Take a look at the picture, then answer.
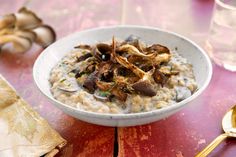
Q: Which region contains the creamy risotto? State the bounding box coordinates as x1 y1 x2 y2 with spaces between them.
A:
49 36 197 113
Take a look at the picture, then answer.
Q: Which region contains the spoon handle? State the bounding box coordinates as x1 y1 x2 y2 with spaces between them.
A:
195 133 228 157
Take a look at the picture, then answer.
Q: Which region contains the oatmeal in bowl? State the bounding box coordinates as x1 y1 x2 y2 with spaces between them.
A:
33 26 212 126
49 36 197 114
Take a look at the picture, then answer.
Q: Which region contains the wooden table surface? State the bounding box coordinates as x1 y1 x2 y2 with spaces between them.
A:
1 0 236 156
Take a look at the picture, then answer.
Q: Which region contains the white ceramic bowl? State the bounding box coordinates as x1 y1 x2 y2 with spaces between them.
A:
33 26 212 127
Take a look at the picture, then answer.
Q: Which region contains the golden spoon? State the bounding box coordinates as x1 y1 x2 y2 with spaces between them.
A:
195 105 236 157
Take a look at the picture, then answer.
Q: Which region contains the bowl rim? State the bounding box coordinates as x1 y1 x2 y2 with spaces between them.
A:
33 25 212 119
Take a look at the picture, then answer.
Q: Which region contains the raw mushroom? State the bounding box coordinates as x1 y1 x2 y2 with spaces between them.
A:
33 25 56 48
15 7 42 29
14 30 37 42
0 7 56 53
0 14 16 29
0 34 32 53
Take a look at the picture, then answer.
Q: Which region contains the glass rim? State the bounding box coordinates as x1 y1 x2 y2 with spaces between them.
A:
215 0 236 10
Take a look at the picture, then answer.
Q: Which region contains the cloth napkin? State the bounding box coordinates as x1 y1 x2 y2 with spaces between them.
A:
0 75 67 157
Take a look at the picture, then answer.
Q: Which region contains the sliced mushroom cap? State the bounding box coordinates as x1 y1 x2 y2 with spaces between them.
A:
0 14 16 29
132 80 156 96
33 25 56 48
117 44 154 58
15 7 42 29
83 71 98 93
146 44 170 54
153 68 168 86
96 43 111 53
0 34 32 53
93 43 111 61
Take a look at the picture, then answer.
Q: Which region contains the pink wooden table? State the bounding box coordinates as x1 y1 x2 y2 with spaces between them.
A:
1 0 236 156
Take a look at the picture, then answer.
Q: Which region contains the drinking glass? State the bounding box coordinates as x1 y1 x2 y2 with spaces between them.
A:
206 0 236 71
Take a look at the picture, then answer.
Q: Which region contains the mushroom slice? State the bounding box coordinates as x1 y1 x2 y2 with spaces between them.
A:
33 25 56 48
83 71 98 93
146 44 170 54
131 80 156 96
15 7 42 29
117 44 154 57
153 68 168 86
96 43 111 53
148 53 171 66
115 54 145 78
0 34 32 53
0 14 16 29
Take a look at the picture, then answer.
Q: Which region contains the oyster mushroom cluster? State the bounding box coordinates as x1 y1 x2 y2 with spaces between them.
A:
0 7 56 53
72 36 179 102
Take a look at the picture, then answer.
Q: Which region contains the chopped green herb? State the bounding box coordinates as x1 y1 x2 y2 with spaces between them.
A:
60 78 66 83
98 91 111 97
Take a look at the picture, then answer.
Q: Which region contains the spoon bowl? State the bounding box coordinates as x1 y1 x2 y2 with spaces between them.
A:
196 105 236 156
222 105 236 136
